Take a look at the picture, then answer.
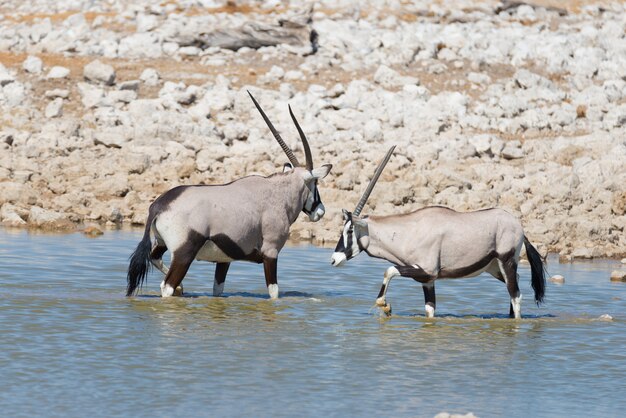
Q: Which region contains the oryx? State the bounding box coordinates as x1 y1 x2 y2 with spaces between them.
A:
126 92 332 298
330 146 546 319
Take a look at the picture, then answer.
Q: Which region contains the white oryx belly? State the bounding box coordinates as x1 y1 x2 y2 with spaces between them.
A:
195 240 235 263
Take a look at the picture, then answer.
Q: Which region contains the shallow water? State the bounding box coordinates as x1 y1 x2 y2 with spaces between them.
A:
0 228 624 418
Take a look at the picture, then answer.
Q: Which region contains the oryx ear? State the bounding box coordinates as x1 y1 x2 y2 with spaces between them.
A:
283 163 294 173
342 209 350 220
312 164 332 180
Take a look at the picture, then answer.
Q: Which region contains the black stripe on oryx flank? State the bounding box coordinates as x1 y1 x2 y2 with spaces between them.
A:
395 265 433 283
209 233 264 263
439 250 499 278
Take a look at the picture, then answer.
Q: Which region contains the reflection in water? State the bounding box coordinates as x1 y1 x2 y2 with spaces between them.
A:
0 228 625 418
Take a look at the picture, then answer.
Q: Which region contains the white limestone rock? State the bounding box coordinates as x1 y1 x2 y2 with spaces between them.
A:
2 81 26 107
22 55 43 74
45 98 64 118
83 59 116 85
140 68 160 86
501 140 524 160
374 65 419 89
77 82 104 108
47 66 70 79
118 33 162 58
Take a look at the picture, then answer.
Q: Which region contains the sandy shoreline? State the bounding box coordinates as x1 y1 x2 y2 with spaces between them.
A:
1 0 625 259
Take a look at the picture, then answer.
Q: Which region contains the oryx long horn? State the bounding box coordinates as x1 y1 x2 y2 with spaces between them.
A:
288 104 313 171
248 90 300 168
353 145 396 217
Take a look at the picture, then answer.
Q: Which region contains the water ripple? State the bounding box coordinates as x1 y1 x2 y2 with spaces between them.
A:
0 228 624 418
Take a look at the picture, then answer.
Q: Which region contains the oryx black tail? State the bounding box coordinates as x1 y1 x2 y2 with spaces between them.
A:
523 236 546 305
126 210 157 297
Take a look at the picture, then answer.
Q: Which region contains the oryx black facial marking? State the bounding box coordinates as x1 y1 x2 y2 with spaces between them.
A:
126 92 332 298
302 180 322 216
330 146 546 319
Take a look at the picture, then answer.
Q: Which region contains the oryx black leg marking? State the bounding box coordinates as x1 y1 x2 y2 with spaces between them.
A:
150 243 169 275
151 244 167 260
498 251 521 318
162 231 205 297
213 262 230 297
263 257 279 299
376 265 435 309
422 283 436 318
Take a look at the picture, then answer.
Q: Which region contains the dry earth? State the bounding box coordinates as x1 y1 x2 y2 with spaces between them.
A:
1 0 625 260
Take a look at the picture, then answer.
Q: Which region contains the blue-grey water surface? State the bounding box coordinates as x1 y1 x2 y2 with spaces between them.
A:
0 228 625 418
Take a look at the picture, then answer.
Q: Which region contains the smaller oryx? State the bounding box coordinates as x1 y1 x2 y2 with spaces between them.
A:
127 91 332 298
330 146 546 319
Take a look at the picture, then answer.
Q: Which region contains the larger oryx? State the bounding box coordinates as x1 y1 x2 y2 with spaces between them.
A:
127 92 332 298
330 146 546 319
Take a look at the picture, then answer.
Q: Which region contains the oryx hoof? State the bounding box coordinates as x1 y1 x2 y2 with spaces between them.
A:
375 296 387 307
382 303 392 316
160 281 183 297
173 285 183 297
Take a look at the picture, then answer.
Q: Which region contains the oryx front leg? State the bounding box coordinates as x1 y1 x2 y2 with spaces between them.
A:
375 266 400 311
213 262 230 297
263 257 279 299
378 264 435 315
422 282 436 318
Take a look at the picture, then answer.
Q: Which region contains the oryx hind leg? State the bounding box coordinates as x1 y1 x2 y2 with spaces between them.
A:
213 262 230 297
161 234 205 297
498 253 521 319
150 242 169 275
151 242 185 295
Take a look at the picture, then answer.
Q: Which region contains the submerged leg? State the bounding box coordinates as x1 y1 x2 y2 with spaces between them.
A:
375 266 400 308
422 282 436 318
161 237 204 297
376 265 434 314
498 256 522 319
263 257 279 299
213 262 230 297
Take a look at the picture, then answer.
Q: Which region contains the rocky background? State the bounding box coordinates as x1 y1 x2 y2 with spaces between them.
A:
0 0 625 259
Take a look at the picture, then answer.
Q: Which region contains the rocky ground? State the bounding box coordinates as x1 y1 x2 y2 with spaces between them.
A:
0 0 625 259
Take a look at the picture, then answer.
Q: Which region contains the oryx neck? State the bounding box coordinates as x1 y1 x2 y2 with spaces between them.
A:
270 170 309 225
362 216 405 265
